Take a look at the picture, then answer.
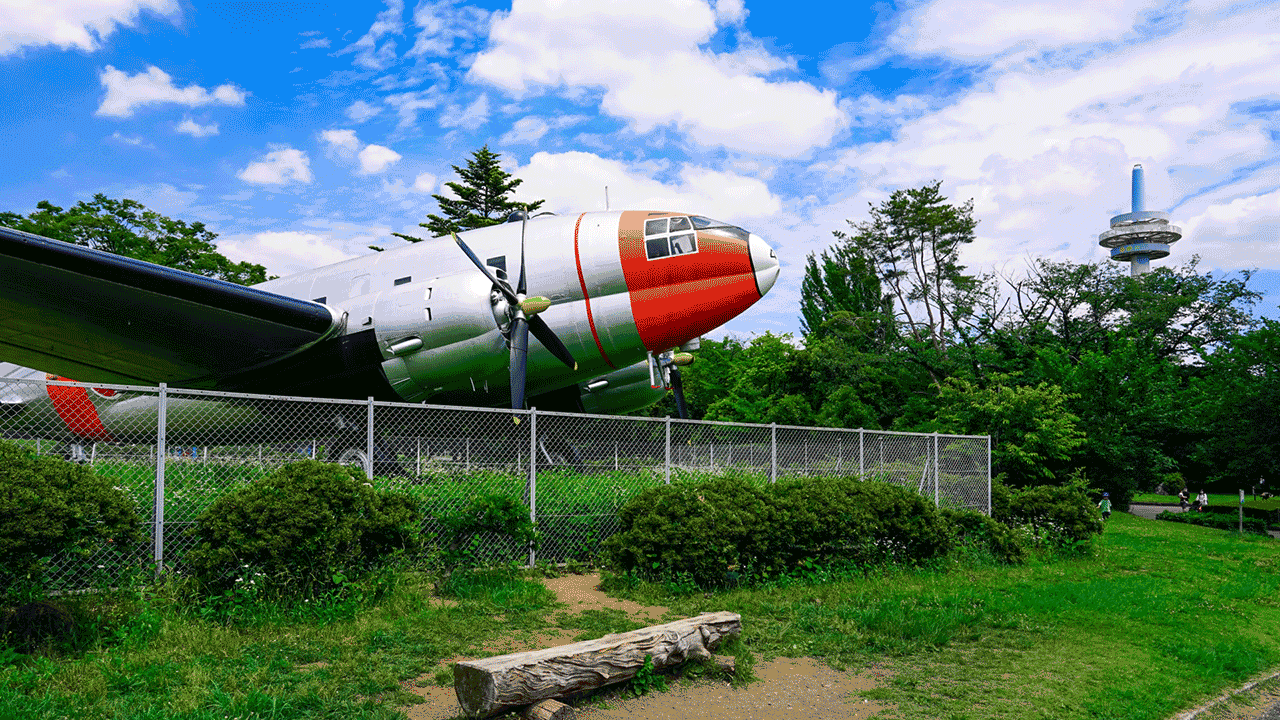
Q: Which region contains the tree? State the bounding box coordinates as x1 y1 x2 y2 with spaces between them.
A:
0 195 269 285
844 181 981 359
799 233 892 346
392 146 544 244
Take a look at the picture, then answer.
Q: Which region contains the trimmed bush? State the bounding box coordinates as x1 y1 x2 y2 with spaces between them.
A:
184 460 420 596
992 477 1102 545
0 440 142 595
941 508 1028 565
605 474 953 588
1155 510 1270 535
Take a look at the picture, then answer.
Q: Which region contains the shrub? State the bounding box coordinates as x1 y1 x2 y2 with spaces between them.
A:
441 493 537 572
0 440 142 596
1155 511 1270 535
774 476 952 570
605 474 953 589
605 474 777 588
993 475 1103 546
941 508 1028 565
184 460 420 597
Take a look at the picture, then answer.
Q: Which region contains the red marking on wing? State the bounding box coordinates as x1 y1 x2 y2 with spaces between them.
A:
575 213 616 369
45 379 114 442
618 211 760 351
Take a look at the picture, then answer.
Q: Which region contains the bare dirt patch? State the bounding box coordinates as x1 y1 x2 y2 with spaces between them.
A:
402 573 890 720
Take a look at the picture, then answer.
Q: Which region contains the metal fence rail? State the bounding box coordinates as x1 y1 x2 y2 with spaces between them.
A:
0 376 990 591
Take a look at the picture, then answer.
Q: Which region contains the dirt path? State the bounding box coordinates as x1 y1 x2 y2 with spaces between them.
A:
401 573 890 720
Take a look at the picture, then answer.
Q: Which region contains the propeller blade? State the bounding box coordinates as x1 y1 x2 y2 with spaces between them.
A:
670 366 689 420
453 232 517 305
529 314 578 370
510 316 529 410
517 215 528 297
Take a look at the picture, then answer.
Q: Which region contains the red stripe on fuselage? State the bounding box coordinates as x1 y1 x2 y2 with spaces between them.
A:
574 213 616 369
618 211 760 351
45 378 113 442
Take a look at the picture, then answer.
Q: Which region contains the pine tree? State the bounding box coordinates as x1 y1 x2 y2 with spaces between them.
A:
391 146 544 245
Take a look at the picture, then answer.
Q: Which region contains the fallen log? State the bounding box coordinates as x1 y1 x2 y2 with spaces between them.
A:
522 699 574 720
454 611 741 718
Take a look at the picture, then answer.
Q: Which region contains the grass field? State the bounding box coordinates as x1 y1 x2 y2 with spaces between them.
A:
4 510 1279 719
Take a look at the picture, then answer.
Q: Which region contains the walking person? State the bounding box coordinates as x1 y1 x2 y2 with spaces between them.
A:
1178 488 1189 512
1195 489 1209 513
1098 492 1112 521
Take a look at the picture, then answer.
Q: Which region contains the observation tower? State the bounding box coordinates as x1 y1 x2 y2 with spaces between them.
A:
1098 164 1181 276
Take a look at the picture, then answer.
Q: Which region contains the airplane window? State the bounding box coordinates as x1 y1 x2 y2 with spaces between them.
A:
646 235 671 259
644 215 701 260
312 296 326 304
689 215 749 240
670 232 696 255
394 276 411 286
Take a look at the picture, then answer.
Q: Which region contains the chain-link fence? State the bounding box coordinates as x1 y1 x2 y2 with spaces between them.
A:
1 374 989 591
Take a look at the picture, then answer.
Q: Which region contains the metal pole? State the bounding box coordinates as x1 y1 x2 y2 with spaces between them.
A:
365 397 375 479
770 423 777 484
859 429 865 476
987 435 992 516
664 417 671 485
614 440 618 472
466 438 471 471
90 443 97 464
529 408 537 567
933 433 940 508
154 383 168 575
416 437 421 477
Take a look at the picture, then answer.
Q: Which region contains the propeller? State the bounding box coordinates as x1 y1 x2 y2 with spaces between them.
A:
452 222 578 410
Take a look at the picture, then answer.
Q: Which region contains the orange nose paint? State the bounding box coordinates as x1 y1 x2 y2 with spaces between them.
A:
618 211 760 351
45 377 113 441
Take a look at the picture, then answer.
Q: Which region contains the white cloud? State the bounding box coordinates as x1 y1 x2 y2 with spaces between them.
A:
175 118 218 137
320 128 361 158
97 65 246 117
107 131 153 148
498 114 590 145
237 146 313 185
0 0 178 56
713 0 746 25
300 37 330 49
345 99 381 122
1179 188 1280 270
335 0 404 70
357 144 402 174
514 150 781 222
889 0 1161 61
469 0 846 156
218 230 360 277
407 0 491 57
384 89 441 128
439 94 489 130
412 172 438 192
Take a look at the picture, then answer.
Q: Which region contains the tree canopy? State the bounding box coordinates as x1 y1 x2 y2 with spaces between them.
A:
1 195 268 285
392 145 544 245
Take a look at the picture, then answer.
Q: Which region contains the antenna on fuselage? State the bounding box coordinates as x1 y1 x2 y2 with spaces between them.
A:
604 186 610 211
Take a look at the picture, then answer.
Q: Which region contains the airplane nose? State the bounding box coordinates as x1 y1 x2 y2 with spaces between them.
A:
748 233 779 297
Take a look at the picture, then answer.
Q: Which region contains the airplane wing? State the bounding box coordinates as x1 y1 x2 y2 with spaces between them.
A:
0 225 345 387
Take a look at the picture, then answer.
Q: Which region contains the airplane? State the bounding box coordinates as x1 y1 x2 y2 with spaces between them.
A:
0 210 779 468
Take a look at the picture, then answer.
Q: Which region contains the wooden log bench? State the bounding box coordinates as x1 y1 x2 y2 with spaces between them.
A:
454 611 742 718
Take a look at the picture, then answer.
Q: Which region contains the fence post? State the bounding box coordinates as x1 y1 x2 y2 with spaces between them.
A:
858 428 864 476
987 435 992 516
529 408 538 567
770 423 777 484
664 417 671 485
365 397 375 479
933 433 940 508
154 383 168 575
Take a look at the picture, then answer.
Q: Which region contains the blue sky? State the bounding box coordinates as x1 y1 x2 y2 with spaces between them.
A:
2 0 1278 340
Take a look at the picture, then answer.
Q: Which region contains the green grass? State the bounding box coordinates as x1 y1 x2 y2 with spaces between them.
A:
604 513 1280 720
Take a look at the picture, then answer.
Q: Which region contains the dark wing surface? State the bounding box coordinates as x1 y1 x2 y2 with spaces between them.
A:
0 225 344 387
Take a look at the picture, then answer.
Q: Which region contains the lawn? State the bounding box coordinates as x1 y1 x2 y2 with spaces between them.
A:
3 513 1279 719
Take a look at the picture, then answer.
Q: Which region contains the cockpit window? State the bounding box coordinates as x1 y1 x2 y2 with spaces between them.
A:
689 215 750 242
644 215 700 260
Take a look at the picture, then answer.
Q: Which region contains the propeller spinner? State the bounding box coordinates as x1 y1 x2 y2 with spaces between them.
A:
452 224 578 410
